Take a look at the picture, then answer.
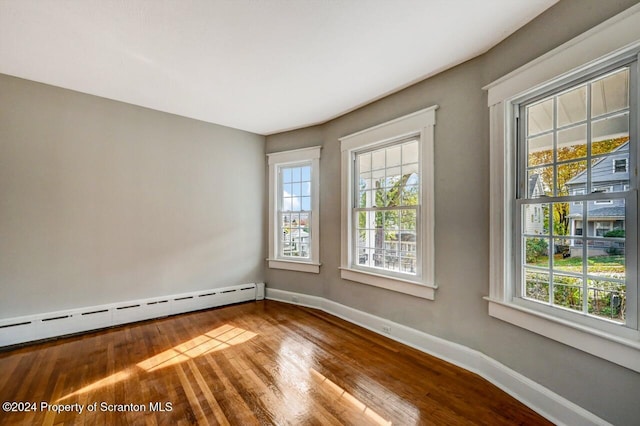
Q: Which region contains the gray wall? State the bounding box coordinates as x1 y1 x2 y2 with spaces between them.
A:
0 74 265 318
265 1 640 424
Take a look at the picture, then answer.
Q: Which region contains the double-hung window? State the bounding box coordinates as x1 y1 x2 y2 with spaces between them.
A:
267 146 321 273
340 107 437 300
517 65 635 324
486 6 640 373
354 139 420 275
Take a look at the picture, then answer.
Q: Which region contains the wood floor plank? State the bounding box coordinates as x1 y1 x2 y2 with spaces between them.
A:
0 300 552 425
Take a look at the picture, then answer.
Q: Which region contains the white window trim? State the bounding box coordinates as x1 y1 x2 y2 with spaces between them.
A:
267 146 321 273
484 4 640 373
339 106 437 300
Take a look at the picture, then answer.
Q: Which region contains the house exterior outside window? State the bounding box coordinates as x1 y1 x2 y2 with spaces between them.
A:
267 146 321 273
340 107 437 300
485 6 640 373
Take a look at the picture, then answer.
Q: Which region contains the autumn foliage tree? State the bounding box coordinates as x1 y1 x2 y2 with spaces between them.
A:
527 136 628 235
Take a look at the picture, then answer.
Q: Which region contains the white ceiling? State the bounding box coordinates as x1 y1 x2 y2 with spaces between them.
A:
0 0 557 135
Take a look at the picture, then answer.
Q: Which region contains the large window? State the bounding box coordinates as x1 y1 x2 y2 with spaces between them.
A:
267 146 321 273
518 66 633 324
279 164 312 258
354 138 420 275
340 107 437 300
486 6 640 373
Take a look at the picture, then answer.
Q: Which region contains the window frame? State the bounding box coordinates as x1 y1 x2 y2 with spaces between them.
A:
339 106 437 300
485 4 640 373
267 146 321 273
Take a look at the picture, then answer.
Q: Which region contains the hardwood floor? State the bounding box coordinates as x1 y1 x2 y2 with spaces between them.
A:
0 300 551 425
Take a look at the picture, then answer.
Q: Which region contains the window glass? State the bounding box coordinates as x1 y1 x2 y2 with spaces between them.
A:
520 66 631 324
279 164 312 258
355 139 420 276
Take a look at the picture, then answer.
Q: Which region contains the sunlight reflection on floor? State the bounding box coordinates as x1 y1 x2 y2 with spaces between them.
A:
56 324 256 402
310 368 392 426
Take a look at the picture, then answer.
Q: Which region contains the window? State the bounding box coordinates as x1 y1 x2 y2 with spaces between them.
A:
486 6 640 373
519 65 633 324
594 221 613 237
593 186 614 204
340 107 437 300
614 158 628 173
354 139 420 275
267 146 321 273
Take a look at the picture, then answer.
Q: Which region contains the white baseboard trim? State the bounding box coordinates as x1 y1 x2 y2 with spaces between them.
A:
0 282 265 347
266 288 610 426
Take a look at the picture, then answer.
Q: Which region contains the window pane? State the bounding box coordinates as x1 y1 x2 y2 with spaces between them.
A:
522 203 549 236
385 166 401 188
553 275 583 312
359 172 371 189
400 209 417 231
524 269 550 302
403 162 419 179
359 152 371 173
401 185 419 206
302 182 311 196
553 238 582 273
587 279 625 323
591 68 629 118
527 168 552 198
592 113 629 154
587 240 625 280
371 169 385 189
402 141 419 164
551 202 571 236
372 150 385 170
301 196 311 211
557 85 587 127
282 168 292 183
527 98 554 136
292 167 301 182
591 153 629 193
587 199 624 237
557 124 586 162
387 145 401 167
301 166 311 181
400 252 416 274
524 237 549 268
527 133 553 167
557 160 587 196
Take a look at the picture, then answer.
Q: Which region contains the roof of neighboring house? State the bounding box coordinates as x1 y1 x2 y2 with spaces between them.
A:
528 173 542 198
566 141 629 185
586 206 625 218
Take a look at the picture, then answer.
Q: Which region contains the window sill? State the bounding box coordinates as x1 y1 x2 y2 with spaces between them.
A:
340 267 436 300
485 297 640 373
268 259 320 274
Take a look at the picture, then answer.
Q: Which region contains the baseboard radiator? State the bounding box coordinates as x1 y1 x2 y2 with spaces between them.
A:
0 282 266 347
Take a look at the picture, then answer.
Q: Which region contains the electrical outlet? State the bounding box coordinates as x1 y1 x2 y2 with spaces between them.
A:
292 296 299 303
382 325 391 334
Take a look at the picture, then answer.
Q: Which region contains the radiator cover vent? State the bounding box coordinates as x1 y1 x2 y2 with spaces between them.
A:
0 283 258 347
